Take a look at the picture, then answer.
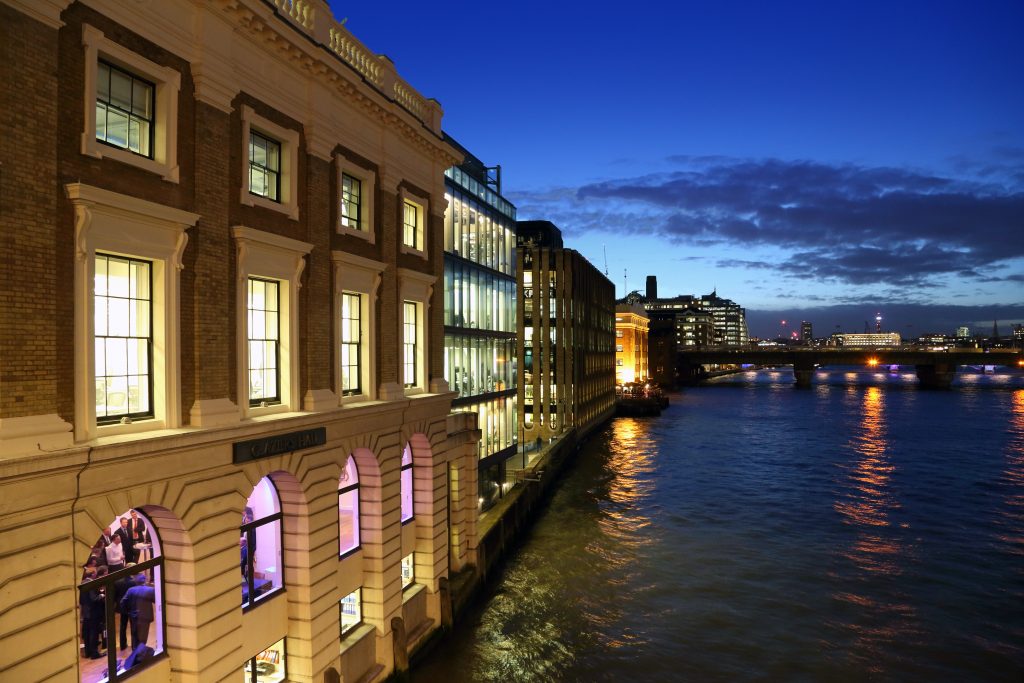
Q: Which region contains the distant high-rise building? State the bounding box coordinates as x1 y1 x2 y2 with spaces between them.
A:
800 321 813 344
646 275 658 300
956 326 971 338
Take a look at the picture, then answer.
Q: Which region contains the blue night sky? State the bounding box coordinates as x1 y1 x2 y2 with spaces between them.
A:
328 1 1024 338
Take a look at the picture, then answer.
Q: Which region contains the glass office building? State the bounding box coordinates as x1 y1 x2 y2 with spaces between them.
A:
443 143 517 510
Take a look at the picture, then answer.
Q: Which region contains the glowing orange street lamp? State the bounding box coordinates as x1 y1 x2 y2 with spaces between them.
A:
867 358 879 367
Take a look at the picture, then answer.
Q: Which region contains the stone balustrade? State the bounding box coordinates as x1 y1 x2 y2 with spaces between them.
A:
267 0 439 132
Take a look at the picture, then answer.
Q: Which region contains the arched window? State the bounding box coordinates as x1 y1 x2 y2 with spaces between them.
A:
400 443 414 523
78 509 164 682
338 456 360 556
241 477 284 608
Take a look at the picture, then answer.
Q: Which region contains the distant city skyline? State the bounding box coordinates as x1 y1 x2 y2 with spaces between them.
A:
329 0 1024 337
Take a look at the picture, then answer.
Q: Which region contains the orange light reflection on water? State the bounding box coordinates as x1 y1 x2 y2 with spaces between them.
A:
832 387 915 667
997 391 1024 556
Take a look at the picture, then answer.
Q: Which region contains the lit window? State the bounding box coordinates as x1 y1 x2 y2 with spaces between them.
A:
95 61 153 158
340 292 362 396
241 477 284 608
240 106 299 219
615 330 624 338
78 509 164 682
341 174 361 229
244 638 286 683
94 254 153 424
403 200 420 249
249 131 281 202
616 344 623 352
81 25 180 181
340 589 362 638
401 552 414 589
247 278 280 406
338 456 360 556
401 443 414 523
403 301 417 388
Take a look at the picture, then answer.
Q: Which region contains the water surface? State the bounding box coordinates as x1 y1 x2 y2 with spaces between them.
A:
416 370 1024 682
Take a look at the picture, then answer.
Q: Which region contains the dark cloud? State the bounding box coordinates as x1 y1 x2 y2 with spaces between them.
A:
514 156 1024 288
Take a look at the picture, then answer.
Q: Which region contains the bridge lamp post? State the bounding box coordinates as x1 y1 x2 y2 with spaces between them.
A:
867 357 879 367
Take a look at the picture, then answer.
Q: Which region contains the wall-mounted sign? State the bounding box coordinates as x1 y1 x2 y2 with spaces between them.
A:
233 427 327 463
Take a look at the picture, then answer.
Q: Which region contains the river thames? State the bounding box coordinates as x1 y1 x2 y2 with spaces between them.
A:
416 369 1024 682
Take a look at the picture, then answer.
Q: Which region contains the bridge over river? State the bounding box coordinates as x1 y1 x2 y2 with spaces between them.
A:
678 348 1024 388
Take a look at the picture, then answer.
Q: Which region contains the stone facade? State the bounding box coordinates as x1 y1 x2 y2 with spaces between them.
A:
0 2 479 682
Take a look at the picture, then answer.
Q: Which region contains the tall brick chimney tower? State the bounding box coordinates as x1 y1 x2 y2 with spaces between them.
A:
646 275 658 301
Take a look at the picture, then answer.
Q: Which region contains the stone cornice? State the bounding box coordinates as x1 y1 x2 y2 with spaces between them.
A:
0 0 71 29
217 0 461 168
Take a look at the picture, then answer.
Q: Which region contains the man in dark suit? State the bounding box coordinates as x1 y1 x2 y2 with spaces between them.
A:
112 572 134 651
121 574 156 650
115 517 135 564
79 568 104 659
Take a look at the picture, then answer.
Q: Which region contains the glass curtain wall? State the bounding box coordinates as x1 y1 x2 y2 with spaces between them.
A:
443 165 518 510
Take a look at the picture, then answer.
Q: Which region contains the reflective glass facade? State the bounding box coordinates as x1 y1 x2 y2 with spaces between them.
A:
443 160 518 510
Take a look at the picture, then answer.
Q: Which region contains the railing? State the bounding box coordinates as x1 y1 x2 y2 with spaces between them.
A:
262 0 439 131
272 0 315 31
327 27 383 87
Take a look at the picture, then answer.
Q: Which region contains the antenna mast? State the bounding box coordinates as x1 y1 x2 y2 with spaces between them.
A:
602 244 609 277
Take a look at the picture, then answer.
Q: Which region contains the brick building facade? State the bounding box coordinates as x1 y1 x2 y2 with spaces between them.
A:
0 2 480 682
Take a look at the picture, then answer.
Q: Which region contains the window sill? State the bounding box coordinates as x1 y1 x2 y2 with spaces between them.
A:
339 622 375 654
339 393 372 407
245 403 297 420
400 244 426 259
402 582 424 600
337 223 374 243
83 136 179 182
96 418 167 439
339 545 362 561
242 585 285 613
240 188 299 221
403 386 424 397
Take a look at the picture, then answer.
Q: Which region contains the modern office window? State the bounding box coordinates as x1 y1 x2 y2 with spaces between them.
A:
95 60 153 158
338 456 360 556
248 278 280 406
400 443 414 523
249 131 281 202
339 589 362 638
243 638 286 683
78 509 164 683
340 174 361 230
241 477 284 608
403 200 418 249
401 552 414 589
340 292 361 396
95 254 153 424
403 301 417 388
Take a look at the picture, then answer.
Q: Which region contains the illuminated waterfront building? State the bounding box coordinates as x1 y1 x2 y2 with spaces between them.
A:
615 304 649 384
516 221 616 445
0 2 479 681
830 332 902 347
442 140 518 510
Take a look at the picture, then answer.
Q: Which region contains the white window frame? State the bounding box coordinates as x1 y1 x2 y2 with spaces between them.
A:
66 183 197 442
239 105 300 220
336 158 375 241
81 24 181 183
233 226 312 418
331 252 385 406
398 268 435 395
399 189 427 258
